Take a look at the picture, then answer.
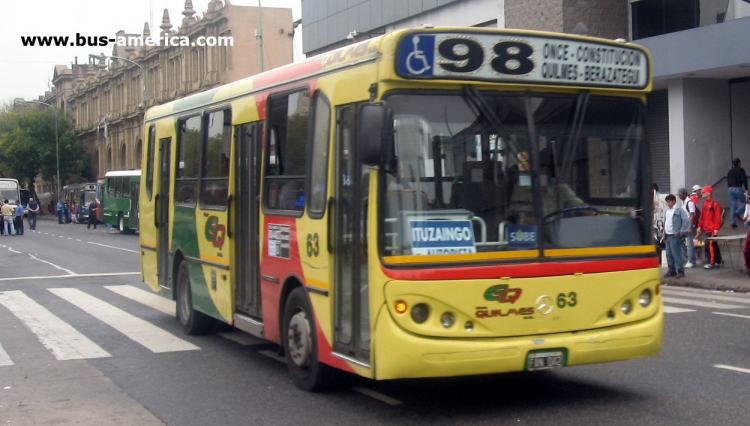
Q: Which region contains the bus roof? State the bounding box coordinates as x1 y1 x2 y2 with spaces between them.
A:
104 170 141 177
144 26 651 121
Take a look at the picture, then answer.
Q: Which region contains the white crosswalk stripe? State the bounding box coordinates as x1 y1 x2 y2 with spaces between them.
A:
0 285 264 366
662 296 745 310
0 290 111 361
661 288 750 304
661 287 750 314
663 306 696 313
0 343 14 366
48 288 199 353
104 285 175 316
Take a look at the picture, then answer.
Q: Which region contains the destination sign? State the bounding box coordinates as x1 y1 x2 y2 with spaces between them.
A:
396 31 649 89
409 219 476 255
0 181 18 189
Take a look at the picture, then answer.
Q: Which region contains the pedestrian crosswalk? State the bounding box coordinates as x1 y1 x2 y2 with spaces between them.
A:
662 286 750 313
0 285 208 366
2 284 747 367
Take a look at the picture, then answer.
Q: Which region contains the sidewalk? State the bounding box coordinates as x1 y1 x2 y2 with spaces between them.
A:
662 223 750 293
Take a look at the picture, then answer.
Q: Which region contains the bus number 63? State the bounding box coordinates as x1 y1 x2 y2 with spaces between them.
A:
556 292 577 308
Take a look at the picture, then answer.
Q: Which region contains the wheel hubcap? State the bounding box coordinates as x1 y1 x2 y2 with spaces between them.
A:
287 311 312 368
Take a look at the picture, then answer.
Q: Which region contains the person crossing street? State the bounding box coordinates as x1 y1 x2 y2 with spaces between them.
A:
695 186 723 269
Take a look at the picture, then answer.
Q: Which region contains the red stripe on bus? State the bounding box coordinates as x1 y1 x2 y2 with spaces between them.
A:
380 257 659 280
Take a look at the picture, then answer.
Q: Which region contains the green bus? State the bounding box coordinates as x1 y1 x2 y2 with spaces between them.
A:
102 170 140 233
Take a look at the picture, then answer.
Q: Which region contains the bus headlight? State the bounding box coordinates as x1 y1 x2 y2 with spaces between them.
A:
411 303 429 324
621 299 633 315
639 289 652 307
440 312 455 328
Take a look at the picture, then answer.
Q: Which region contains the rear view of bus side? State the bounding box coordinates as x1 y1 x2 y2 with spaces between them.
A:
139 27 663 391
103 170 140 233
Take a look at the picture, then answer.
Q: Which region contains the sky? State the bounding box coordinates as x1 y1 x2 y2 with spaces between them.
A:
0 0 301 106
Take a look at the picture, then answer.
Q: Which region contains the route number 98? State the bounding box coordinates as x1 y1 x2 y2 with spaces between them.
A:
437 38 535 76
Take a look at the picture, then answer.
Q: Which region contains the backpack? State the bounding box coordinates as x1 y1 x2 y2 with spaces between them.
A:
687 199 700 226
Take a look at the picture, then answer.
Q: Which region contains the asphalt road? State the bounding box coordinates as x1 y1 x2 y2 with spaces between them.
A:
2 221 750 425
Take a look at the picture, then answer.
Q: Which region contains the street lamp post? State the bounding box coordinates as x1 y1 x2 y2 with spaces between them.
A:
14 99 60 201
89 53 149 105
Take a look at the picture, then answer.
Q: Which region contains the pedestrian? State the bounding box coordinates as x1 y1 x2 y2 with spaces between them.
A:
744 221 750 279
694 186 723 269
64 202 71 224
743 195 750 228
664 194 690 278
1 199 16 236
677 188 698 268
56 199 64 224
26 197 39 230
70 202 78 224
13 200 24 235
690 184 702 208
87 199 98 229
727 158 748 228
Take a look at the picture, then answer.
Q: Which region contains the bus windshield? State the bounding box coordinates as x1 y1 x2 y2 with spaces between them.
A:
382 91 647 256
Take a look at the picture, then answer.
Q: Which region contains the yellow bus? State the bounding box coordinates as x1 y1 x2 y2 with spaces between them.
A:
139 27 663 391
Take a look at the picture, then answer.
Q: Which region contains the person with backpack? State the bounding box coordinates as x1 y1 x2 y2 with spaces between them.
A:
727 158 748 228
678 187 698 268
695 185 723 269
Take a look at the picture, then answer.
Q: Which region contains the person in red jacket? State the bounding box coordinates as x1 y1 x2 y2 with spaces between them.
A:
694 185 723 269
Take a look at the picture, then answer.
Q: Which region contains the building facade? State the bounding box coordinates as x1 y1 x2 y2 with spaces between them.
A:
300 0 750 206
38 0 293 180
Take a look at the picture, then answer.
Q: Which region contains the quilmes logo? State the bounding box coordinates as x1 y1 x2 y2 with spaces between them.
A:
205 216 226 249
484 284 523 304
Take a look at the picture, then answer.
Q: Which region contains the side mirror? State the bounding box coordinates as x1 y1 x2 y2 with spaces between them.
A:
357 103 393 166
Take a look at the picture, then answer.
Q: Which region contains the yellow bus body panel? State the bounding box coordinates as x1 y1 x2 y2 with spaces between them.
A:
373 267 662 379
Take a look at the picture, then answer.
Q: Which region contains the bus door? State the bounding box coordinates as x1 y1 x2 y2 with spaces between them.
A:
158 138 172 289
332 105 371 363
234 122 263 318
130 180 139 229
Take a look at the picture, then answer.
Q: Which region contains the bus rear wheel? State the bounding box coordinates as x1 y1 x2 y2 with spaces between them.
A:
175 261 212 335
118 214 130 234
282 287 335 392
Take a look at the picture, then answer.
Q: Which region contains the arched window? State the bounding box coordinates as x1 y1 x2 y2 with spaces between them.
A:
120 143 127 169
135 138 143 169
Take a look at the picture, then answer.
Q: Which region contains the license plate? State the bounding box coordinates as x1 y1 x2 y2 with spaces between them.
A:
526 350 565 371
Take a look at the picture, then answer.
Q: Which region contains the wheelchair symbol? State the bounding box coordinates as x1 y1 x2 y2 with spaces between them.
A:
405 36 431 75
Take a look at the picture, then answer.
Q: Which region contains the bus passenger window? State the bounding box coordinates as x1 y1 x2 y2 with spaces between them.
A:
264 89 310 213
175 115 202 206
200 109 231 207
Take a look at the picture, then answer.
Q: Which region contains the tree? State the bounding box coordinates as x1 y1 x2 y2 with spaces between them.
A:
0 107 90 200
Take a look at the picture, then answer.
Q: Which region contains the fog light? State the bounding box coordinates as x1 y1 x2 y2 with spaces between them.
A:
465 321 473 332
607 310 615 320
395 301 407 314
440 312 455 328
639 289 652 307
411 303 429 323
621 299 633 314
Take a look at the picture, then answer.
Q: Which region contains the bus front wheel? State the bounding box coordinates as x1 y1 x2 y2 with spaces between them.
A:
175 262 212 335
282 287 335 392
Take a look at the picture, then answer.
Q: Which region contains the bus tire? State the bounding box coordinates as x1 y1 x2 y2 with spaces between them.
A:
282 287 335 392
118 214 130 234
175 261 213 335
